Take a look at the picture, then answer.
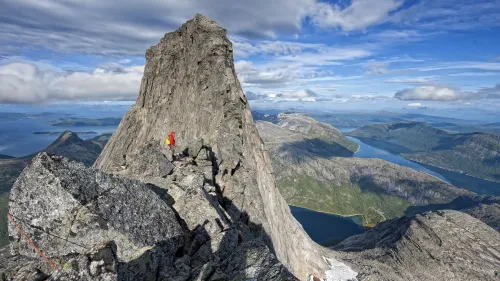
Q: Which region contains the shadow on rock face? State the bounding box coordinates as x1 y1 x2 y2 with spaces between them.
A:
278 138 355 163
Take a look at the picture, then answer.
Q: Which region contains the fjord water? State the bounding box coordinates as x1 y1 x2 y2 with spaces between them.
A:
336 127 450 182
346 136 450 182
289 205 365 245
289 127 454 245
0 104 129 157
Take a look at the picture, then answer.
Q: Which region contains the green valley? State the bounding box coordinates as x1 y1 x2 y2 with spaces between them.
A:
256 114 472 227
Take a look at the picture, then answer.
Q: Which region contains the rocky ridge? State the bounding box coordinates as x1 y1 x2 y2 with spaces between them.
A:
335 210 500 280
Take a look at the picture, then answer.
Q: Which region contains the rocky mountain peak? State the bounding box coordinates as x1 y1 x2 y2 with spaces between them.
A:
92 14 336 279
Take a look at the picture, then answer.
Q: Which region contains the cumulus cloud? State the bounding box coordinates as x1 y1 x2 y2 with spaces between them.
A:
0 0 317 56
265 89 322 102
395 84 500 102
245 91 264 101
0 62 143 104
363 61 389 75
235 60 296 88
407 103 422 107
394 86 476 101
0 0 402 56
309 0 403 31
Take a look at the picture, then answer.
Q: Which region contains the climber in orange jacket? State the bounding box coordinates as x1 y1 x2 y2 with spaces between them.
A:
166 131 176 157
166 131 175 148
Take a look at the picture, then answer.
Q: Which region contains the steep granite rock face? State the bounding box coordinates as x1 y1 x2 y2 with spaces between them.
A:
93 14 335 279
334 210 500 280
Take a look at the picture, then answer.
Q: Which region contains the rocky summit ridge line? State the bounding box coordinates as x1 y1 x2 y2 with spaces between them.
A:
2 14 500 281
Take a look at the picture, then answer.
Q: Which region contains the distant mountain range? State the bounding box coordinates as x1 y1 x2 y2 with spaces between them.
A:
256 114 473 227
311 111 500 135
0 131 111 246
346 121 500 195
51 117 122 127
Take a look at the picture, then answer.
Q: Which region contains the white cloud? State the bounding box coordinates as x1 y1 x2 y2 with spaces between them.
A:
232 37 372 62
0 0 401 56
385 76 437 84
478 84 500 99
389 0 500 31
364 61 389 75
235 60 296 88
309 0 404 31
407 103 422 107
0 62 143 104
394 86 473 101
0 0 317 56
264 89 322 102
414 62 500 72
245 91 264 100
395 84 500 102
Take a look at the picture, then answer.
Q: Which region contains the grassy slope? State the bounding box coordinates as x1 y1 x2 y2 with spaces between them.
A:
277 176 412 227
347 121 450 152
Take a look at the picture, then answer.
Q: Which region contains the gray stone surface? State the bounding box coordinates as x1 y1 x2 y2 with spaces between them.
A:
405 195 500 231
3 151 298 280
335 210 500 281
8 153 183 262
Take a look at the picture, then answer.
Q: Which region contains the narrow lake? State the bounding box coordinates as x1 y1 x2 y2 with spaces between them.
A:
289 205 365 246
336 127 450 182
346 136 450 182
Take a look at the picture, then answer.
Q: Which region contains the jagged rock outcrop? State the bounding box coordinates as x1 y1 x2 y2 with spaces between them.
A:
0 131 112 247
405 195 500 231
93 14 338 279
8 153 184 280
334 210 500 280
5 153 298 280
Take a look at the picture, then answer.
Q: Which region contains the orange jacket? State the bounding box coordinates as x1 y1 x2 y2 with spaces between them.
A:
168 132 175 146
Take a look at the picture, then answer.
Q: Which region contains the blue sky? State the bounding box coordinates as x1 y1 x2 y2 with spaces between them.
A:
0 0 499 113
